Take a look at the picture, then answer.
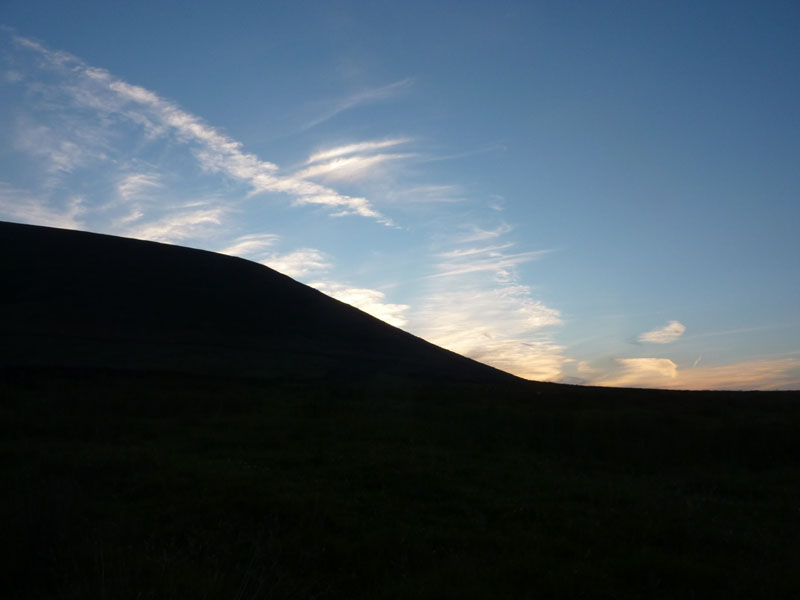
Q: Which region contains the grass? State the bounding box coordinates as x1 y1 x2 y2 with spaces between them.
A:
2 367 800 598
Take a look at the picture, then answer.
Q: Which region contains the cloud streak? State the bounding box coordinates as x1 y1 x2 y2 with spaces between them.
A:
117 173 161 201
303 78 412 130
295 153 414 182
261 249 331 279
639 321 686 344
307 139 410 164
430 248 552 280
219 233 280 258
296 138 414 184
124 206 227 244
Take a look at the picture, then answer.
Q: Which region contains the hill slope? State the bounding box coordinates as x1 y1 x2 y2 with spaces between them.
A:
0 221 516 382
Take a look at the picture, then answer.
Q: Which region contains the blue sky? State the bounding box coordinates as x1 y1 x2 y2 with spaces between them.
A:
2 1 799 389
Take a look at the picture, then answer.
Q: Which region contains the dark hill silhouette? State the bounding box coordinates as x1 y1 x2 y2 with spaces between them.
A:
0 220 518 383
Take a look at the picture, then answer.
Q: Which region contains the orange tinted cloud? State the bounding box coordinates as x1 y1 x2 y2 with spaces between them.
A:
594 357 800 390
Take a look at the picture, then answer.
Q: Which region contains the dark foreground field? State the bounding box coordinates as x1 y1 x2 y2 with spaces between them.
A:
3 367 800 599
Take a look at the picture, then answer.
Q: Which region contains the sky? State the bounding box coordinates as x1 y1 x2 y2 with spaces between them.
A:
1 1 799 390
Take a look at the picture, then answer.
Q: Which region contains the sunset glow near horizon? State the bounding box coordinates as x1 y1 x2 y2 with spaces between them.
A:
1 2 798 390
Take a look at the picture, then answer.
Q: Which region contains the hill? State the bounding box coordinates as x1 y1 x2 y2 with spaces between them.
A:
0 220 515 383
2 221 800 599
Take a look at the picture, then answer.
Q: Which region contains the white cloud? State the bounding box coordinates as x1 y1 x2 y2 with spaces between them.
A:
110 172 162 226
439 243 514 259
124 206 226 244
0 182 84 229
218 234 330 280
297 138 414 184
639 321 686 343
117 172 161 201
14 121 101 176
455 223 513 244
307 138 410 164
261 249 330 279
310 281 410 327
219 233 279 258
427 236 551 283
430 249 551 280
295 153 413 182
488 194 505 211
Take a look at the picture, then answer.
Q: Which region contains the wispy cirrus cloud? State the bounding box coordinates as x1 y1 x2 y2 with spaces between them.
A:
110 172 162 226
488 194 505 211
124 205 227 244
0 182 85 229
10 34 391 224
439 243 514 259
639 321 686 344
219 233 280 258
117 172 161 201
426 229 552 283
15 124 84 174
309 281 410 328
13 117 110 183
453 223 513 244
307 139 410 164
261 249 331 279
419 142 507 164
295 153 413 182
217 233 329 280
302 78 412 130
430 247 552 281
296 138 413 183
